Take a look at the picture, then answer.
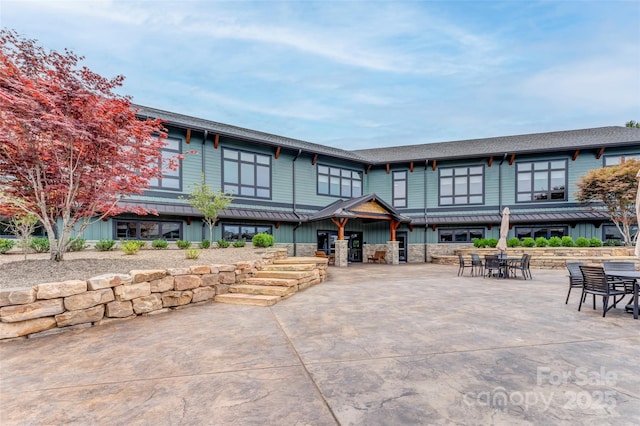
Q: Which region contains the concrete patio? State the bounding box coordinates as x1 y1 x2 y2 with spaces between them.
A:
1 263 638 425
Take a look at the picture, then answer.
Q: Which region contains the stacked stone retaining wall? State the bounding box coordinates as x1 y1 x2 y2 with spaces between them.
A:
432 247 639 269
0 249 295 341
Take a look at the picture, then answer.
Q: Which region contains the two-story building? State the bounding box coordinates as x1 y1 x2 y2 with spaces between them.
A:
79 105 640 265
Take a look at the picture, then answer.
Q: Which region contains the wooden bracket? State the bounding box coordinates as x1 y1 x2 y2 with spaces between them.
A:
596 147 605 159
275 146 281 159
409 162 414 173
214 134 220 149
186 128 191 144
366 164 372 174
386 163 390 174
488 156 493 167
509 154 516 165
312 154 318 166
431 160 437 171
572 150 580 161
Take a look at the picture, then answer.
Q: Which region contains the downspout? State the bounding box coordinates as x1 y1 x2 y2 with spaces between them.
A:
200 130 208 242
292 149 302 256
201 130 208 181
424 159 429 263
499 152 507 213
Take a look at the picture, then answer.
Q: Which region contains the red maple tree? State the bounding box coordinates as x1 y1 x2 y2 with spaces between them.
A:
0 30 173 261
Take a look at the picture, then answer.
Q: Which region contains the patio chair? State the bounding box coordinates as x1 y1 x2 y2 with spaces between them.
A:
470 253 484 277
483 255 502 278
565 262 585 304
578 265 628 317
456 254 470 276
603 261 636 291
508 254 532 280
603 261 636 310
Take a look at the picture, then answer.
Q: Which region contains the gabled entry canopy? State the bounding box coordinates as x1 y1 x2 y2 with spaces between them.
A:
308 193 411 223
308 193 411 241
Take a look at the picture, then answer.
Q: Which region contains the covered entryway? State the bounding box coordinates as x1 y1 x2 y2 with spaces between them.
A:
308 194 411 267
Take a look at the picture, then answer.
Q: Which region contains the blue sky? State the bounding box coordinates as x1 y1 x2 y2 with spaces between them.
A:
2 0 639 149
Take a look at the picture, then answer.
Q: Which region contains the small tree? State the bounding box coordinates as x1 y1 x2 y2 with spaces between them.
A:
625 120 640 128
7 213 39 260
0 30 171 261
575 159 640 246
184 176 233 245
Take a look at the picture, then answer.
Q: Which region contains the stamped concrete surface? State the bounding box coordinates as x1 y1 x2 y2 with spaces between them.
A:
1 263 639 425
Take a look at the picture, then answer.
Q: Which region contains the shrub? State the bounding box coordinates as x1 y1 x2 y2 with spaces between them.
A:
30 237 50 253
122 241 140 255
176 240 191 249
199 239 211 249
185 248 200 259
134 240 146 249
152 239 169 249
67 237 87 252
0 239 16 254
507 237 520 248
233 238 246 248
561 236 575 247
216 239 230 248
473 238 487 248
95 239 116 251
252 232 274 248
521 237 536 247
548 236 562 247
589 237 603 247
485 238 498 248
535 237 548 247
603 239 622 246
575 237 590 247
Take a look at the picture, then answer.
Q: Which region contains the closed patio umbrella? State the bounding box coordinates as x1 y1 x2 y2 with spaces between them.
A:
496 207 510 253
635 170 640 259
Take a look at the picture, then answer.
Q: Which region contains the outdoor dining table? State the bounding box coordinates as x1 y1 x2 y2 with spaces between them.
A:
498 257 522 279
604 270 640 320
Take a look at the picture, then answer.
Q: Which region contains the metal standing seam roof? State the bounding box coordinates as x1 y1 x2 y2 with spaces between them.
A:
117 201 307 222
134 104 640 166
409 210 610 226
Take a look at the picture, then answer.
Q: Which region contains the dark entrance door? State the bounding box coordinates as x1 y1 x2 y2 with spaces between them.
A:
397 231 407 263
317 231 363 263
346 231 363 263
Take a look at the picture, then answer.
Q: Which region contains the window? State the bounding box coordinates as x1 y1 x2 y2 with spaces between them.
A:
222 224 272 241
438 228 484 243
516 160 567 202
223 148 271 199
317 165 362 197
392 170 407 208
603 224 637 244
514 226 567 240
149 137 181 190
114 220 182 240
604 155 638 166
439 166 484 205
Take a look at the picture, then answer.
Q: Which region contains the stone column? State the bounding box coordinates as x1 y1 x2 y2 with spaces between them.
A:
335 240 349 268
387 240 399 265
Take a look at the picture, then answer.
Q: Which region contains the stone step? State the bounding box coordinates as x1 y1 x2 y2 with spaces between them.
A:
298 278 321 291
230 284 296 297
214 293 281 307
273 257 328 265
261 263 316 271
244 277 300 287
254 270 316 280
